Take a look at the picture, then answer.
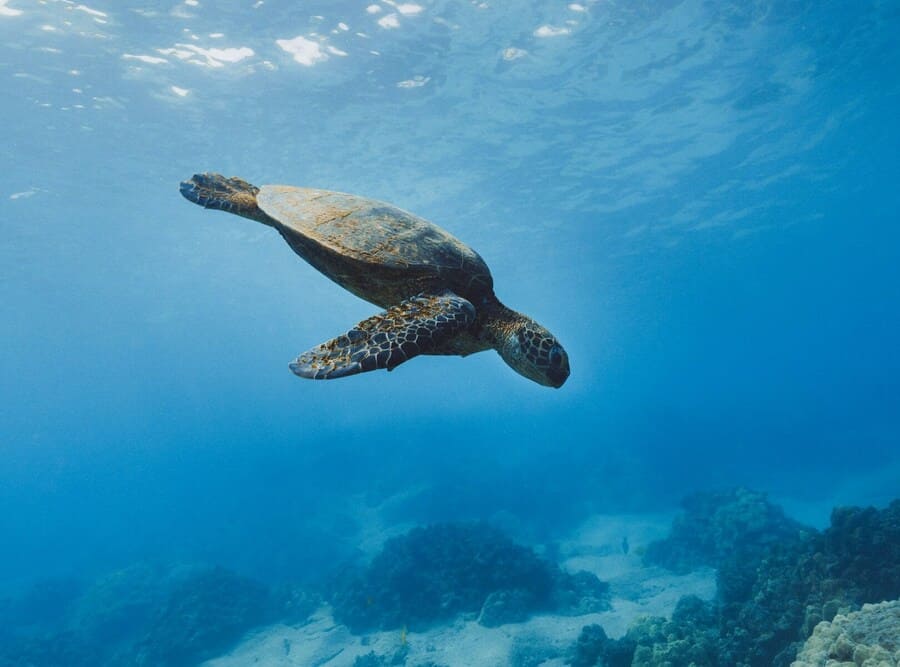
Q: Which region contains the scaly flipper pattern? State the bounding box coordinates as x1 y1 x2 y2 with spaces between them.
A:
289 293 476 379
179 173 268 223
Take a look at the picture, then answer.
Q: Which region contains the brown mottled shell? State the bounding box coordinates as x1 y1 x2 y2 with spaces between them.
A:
257 186 493 302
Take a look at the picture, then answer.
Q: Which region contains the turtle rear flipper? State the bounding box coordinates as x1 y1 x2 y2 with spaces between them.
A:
289 292 476 379
180 173 271 224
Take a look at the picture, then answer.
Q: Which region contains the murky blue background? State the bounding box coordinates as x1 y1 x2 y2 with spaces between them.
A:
1 0 898 592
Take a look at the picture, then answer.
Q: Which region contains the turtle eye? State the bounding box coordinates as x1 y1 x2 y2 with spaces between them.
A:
549 345 563 367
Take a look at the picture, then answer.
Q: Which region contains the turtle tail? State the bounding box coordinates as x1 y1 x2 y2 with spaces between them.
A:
180 173 271 225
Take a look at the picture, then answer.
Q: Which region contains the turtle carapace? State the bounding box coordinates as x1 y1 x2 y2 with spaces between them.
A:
180 173 569 388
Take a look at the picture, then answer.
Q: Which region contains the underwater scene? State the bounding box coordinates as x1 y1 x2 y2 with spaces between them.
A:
1 0 899 665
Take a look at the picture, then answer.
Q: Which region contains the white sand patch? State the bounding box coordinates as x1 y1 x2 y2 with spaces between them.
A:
534 25 571 37
202 612 376 667
203 609 526 667
326 45 348 57
0 1 22 17
337 22 348 31
569 3 587 11
276 35 327 66
556 513 716 637
366 4 381 14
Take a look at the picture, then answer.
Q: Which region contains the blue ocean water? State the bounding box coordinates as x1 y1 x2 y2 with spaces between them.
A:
1 0 899 663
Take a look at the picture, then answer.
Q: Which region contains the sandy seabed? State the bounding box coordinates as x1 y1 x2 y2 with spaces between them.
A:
202 514 716 667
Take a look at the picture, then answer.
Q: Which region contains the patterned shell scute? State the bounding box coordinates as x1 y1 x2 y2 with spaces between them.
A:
257 186 491 280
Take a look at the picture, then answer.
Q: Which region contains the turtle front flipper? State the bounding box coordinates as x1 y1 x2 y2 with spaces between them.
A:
289 292 476 380
179 173 272 225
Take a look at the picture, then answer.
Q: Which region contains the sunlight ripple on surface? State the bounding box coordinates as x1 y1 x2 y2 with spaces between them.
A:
157 44 254 68
534 25 571 37
276 35 328 66
377 13 400 29
0 0 21 17
123 53 168 65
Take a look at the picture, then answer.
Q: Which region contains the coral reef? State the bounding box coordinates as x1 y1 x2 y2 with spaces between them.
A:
715 500 900 666
71 562 185 649
817 503 900 604
628 596 719 667
0 564 180 667
570 497 900 667
570 623 634 667
0 563 310 667
331 521 609 633
133 566 281 666
478 588 536 627
571 490 900 667
553 570 612 616
791 599 900 667
644 487 811 573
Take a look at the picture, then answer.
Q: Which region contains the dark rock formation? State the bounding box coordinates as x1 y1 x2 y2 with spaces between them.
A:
133 566 280 666
0 563 309 667
644 487 811 573
332 521 609 633
569 623 635 667
571 497 900 667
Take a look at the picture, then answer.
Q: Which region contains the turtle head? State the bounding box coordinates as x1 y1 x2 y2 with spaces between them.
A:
496 315 570 388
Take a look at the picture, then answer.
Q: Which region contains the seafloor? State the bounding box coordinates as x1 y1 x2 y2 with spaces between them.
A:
1 488 898 667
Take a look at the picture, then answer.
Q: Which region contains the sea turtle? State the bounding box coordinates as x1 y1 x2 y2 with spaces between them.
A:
179 173 570 387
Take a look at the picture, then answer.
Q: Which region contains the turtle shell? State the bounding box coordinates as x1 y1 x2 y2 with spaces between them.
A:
257 185 493 298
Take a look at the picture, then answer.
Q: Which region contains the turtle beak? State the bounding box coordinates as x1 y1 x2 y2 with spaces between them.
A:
548 365 569 388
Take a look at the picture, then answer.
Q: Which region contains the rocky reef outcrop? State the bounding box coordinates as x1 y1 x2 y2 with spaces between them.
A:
331 521 609 633
643 487 811 573
569 623 635 667
572 495 900 667
791 599 900 667
132 566 282 666
0 563 314 667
